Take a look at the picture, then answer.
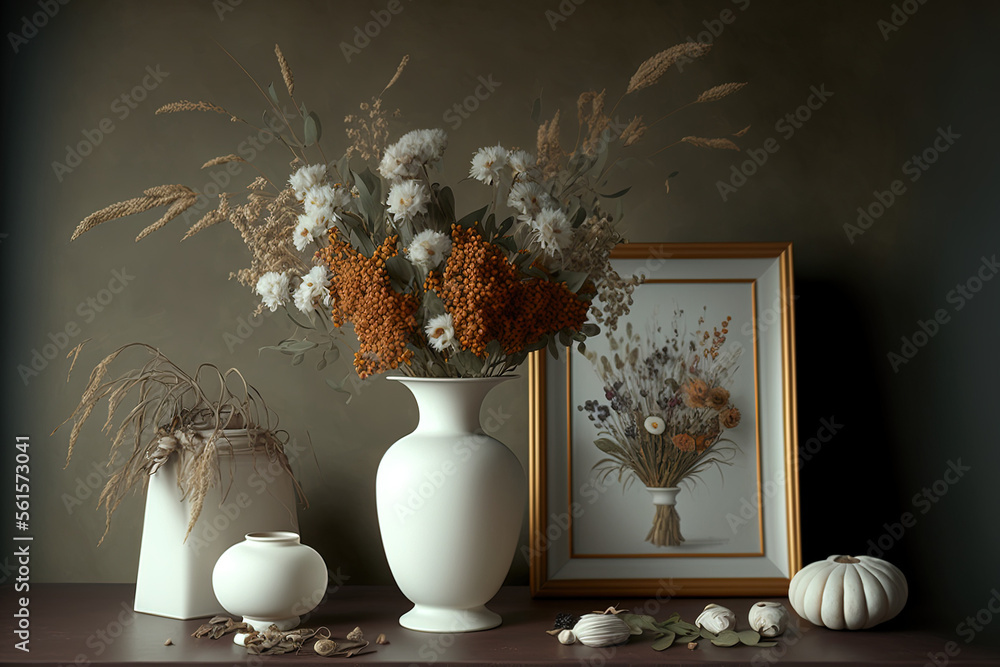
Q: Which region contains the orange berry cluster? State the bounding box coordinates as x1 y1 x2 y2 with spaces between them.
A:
425 225 590 357
317 233 418 378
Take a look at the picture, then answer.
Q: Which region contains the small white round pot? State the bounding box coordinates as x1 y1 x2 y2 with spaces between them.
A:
212 531 327 642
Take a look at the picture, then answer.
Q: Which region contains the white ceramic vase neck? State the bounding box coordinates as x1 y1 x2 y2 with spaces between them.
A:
377 376 525 633
394 376 507 433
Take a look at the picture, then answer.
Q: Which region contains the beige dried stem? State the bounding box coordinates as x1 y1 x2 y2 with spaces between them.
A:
345 55 409 160
55 343 306 544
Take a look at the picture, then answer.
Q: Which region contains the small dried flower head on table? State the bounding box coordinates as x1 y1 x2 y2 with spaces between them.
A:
191 616 375 658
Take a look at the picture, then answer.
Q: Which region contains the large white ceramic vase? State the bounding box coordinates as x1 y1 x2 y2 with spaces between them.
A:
376 377 525 633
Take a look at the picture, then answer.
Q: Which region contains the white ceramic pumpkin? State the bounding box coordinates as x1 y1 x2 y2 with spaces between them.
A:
788 555 907 630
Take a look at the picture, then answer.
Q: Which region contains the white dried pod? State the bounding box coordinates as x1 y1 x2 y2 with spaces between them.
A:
571 614 631 647
557 629 576 645
695 603 737 634
748 601 789 637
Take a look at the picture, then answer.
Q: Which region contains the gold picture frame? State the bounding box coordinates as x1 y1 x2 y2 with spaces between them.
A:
529 243 801 597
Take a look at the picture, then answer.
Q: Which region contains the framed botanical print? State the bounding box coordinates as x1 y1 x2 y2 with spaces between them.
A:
528 243 800 597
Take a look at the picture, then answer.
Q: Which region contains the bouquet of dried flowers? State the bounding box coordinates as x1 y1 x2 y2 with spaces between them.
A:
579 310 743 547
58 343 304 542
71 43 745 384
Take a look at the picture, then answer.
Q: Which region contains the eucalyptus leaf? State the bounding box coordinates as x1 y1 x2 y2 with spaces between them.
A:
556 270 589 293
267 82 280 107
757 641 778 647
594 438 626 457
315 357 327 371
651 631 675 651
546 334 560 359
600 186 631 199
335 153 351 181
738 631 761 646
494 236 517 253
438 186 456 222
291 353 305 367
699 628 718 640
325 378 352 401
581 323 600 337
618 614 647 636
457 204 488 229
385 255 415 287
497 216 514 238
711 630 740 647
303 111 322 146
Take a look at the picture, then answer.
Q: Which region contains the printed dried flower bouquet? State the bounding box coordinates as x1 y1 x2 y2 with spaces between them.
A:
580 312 743 547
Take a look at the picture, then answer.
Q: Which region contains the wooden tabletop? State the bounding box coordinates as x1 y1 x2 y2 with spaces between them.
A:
2 584 999 665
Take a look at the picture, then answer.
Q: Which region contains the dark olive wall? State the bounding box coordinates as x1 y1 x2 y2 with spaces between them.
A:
3 0 998 645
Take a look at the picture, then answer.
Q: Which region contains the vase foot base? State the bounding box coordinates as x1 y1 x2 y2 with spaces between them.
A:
399 605 501 633
233 616 301 645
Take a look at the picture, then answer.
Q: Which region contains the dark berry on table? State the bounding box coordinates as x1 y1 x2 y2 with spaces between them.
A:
554 612 579 630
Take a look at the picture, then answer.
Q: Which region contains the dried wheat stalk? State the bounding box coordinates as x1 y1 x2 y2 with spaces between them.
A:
625 42 712 95
381 54 409 96
71 185 198 241
681 136 740 151
56 343 306 544
695 82 747 104
156 100 230 116
274 44 295 96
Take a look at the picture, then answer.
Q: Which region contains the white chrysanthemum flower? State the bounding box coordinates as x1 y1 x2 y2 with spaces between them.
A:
255 271 290 312
508 149 536 176
289 164 327 201
305 184 351 218
402 128 448 165
378 128 449 181
644 416 666 435
386 180 430 223
425 313 457 352
407 230 452 270
529 207 573 256
293 265 331 314
378 143 421 181
292 213 327 251
507 181 555 216
469 144 509 185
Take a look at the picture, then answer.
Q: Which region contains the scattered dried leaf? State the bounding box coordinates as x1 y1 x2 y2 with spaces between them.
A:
375 633 389 645
163 638 173 646
346 626 364 642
